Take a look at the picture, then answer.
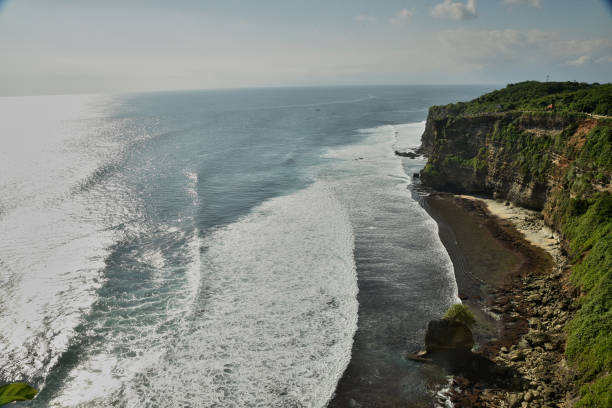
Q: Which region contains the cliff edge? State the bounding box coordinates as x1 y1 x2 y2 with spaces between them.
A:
419 81 612 407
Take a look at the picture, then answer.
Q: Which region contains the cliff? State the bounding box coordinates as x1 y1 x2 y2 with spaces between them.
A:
419 81 612 407
421 109 586 209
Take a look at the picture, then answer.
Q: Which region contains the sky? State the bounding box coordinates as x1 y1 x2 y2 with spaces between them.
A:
0 0 611 95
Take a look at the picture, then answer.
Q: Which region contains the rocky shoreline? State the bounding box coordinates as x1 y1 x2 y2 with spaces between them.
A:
423 194 578 407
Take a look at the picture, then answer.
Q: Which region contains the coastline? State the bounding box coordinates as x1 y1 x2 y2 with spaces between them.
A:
422 192 577 407
328 122 459 408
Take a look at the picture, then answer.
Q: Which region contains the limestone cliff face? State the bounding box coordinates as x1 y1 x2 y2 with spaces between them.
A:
419 108 607 212
418 84 612 407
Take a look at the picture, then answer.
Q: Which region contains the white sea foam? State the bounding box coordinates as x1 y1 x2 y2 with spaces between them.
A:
0 95 125 384
0 95 201 401
184 170 199 202
434 376 456 408
46 225 203 407
319 122 459 339
120 182 358 408
391 121 427 152
47 173 203 407
2 93 460 407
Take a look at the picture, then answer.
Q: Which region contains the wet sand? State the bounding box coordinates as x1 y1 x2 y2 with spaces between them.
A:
423 194 526 347
424 193 553 351
423 193 575 407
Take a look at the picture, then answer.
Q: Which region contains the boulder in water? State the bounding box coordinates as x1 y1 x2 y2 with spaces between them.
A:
425 319 474 352
394 150 418 158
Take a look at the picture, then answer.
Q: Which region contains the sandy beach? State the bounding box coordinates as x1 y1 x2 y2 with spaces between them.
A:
457 195 565 267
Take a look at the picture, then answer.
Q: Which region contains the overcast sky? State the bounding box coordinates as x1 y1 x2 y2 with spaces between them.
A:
1 0 611 95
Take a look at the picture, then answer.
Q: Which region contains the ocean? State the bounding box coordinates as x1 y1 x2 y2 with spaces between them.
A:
0 85 491 407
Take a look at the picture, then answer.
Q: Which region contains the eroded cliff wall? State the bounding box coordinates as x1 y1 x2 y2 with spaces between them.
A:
420 109 608 210
419 104 612 406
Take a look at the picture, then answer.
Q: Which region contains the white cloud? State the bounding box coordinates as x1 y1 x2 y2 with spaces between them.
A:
438 29 612 68
503 0 542 8
565 55 591 66
390 8 414 24
431 0 477 21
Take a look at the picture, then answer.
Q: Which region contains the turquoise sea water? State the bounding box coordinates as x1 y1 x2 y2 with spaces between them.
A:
0 86 491 407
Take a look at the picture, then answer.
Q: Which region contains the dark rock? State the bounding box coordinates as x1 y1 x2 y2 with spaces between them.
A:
525 331 550 347
430 348 520 389
394 150 419 158
509 350 524 361
425 319 474 352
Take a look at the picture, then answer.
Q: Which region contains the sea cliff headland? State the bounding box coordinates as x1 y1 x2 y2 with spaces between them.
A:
418 81 611 407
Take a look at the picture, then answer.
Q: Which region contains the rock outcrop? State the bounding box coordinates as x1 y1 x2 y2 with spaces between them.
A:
425 319 474 352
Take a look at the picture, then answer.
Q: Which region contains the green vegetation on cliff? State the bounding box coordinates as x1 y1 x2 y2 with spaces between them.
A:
432 81 612 117
420 82 611 407
547 121 612 406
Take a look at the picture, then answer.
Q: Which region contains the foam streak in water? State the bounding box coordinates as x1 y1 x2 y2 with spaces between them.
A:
125 182 358 408
322 122 460 406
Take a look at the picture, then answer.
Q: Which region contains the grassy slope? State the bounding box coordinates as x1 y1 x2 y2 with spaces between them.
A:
425 82 612 407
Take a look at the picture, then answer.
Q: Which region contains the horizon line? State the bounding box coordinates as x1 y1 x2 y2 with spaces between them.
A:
0 82 524 98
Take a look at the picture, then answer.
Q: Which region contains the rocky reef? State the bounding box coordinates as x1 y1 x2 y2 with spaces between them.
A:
419 81 612 407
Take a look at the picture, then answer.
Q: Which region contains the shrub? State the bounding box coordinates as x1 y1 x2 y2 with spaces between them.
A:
443 303 476 328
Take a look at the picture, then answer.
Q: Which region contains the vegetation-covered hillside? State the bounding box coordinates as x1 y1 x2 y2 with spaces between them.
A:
546 122 611 407
432 81 612 117
420 81 611 407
